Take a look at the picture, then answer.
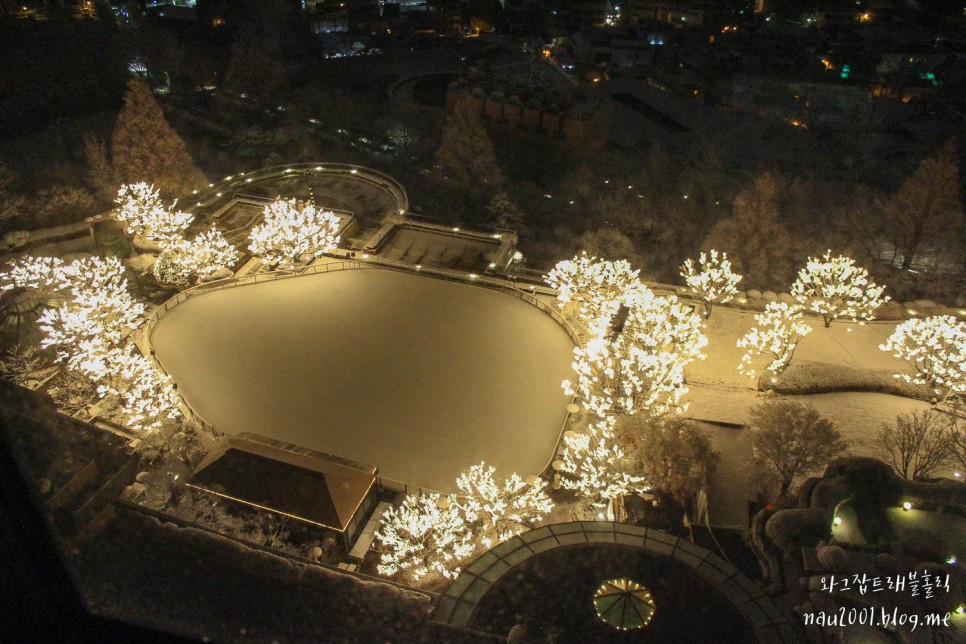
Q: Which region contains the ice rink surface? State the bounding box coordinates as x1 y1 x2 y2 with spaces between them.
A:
150 268 575 491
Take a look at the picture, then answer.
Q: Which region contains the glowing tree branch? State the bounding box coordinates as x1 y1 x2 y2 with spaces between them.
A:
99 349 181 431
455 462 554 544
559 416 648 507
564 285 707 418
880 316 965 400
249 198 342 269
790 251 889 327
680 250 743 319
155 227 239 286
115 182 193 244
36 257 144 362
737 302 812 383
376 493 475 582
25 256 179 432
0 256 67 295
545 252 641 331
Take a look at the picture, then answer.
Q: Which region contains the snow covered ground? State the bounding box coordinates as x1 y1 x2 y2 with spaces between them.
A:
683 306 942 527
150 268 575 492
686 306 917 390
152 273 952 525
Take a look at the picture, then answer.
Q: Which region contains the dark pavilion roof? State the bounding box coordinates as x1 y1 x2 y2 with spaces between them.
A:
188 434 376 532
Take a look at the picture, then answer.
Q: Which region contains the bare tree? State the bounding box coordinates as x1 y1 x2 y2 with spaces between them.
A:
82 133 116 201
945 414 966 475
748 401 848 498
703 172 794 290
617 414 720 507
883 138 963 271
880 410 955 480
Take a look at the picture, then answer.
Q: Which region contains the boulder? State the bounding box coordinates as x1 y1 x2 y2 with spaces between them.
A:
1 230 29 251
816 545 850 571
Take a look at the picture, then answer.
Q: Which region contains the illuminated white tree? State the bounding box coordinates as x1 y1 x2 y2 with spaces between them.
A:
100 349 181 431
545 252 641 330
0 255 67 295
880 316 966 400
559 416 648 508
152 254 192 287
115 182 193 244
376 493 475 582
679 250 743 319
455 462 554 544
564 285 707 418
155 227 239 285
737 302 812 383
790 251 889 327
249 198 342 269
19 256 179 432
115 182 162 229
37 257 144 356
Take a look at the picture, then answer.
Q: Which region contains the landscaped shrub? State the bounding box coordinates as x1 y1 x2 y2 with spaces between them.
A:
771 362 932 400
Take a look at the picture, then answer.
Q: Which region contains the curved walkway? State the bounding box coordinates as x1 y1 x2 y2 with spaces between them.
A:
184 163 408 220
433 521 803 643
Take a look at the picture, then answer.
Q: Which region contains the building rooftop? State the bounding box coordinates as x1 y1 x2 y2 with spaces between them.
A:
188 434 377 532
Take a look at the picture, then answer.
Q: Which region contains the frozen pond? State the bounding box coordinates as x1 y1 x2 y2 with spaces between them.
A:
150 268 575 492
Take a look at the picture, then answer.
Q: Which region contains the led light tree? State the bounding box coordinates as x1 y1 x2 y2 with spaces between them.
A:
559 416 648 513
737 302 812 385
180 228 239 279
545 252 641 330
115 182 193 245
0 255 67 295
565 285 707 418
155 227 239 286
32 257 143 364
455 462 554 544
100 349 181 431
679 250 743 319
249 198 342 269
46 257 145 349
880 316 966 400
789 251 889 327
23 256 180 432
376 493 475 582
152 254 193 287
